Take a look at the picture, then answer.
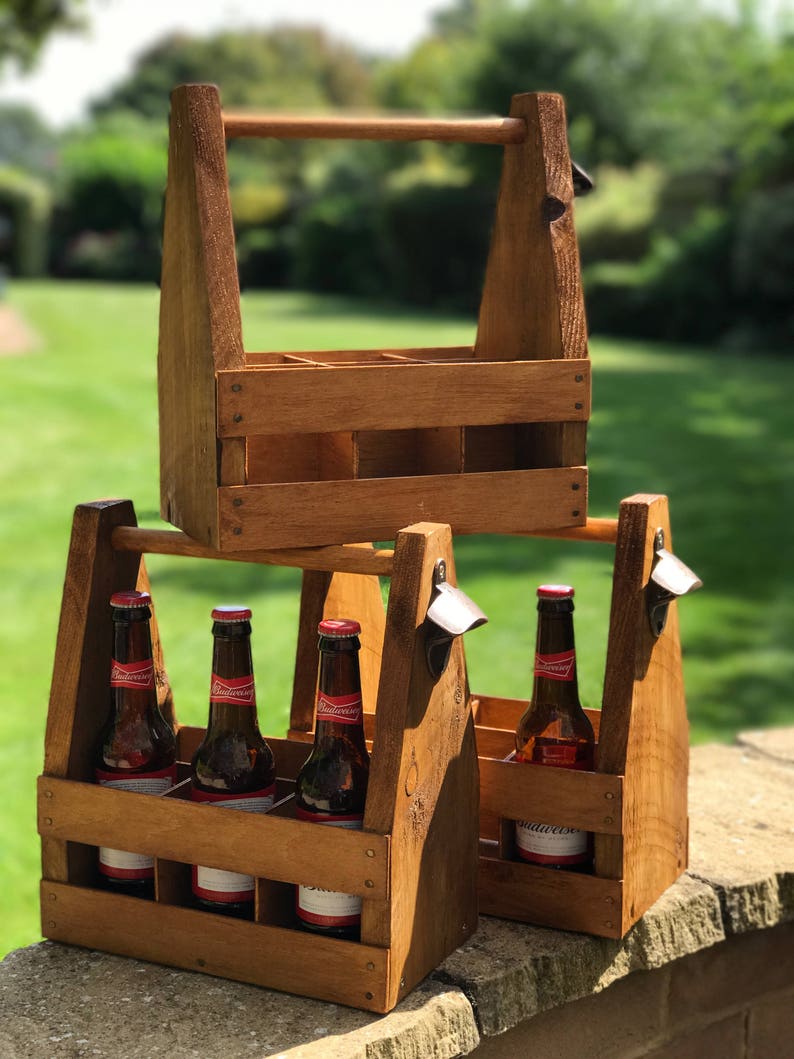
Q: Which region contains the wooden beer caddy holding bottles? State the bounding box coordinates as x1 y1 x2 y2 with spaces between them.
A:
157 83 591 552
473 493 690 939
38 499 479 1014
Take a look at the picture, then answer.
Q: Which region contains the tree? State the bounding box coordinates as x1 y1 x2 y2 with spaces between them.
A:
0 0 85 70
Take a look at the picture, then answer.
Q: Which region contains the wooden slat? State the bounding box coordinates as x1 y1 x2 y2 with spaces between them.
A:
41 882 391 1012
217 359 590 437
38 776 389 899
218 467 587 550
479 757 623 834
524 517 617 544
245 346 475 367
111 525 395 576
223 112 526 145
478 855 623 938
158 84 244 547
473 694 602 739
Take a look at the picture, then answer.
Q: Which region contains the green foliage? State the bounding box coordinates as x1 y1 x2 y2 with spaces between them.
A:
0 166 51 275
0 103 58 176
0 0 85 70
52 114 167 280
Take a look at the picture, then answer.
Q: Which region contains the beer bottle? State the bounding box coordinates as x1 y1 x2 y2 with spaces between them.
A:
95 590 177 898
295 618 370 939
190 605 276 919
514 585 595 870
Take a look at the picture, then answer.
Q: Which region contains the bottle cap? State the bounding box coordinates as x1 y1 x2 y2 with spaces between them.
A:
110 590 151 608
537 584 575 599
211 605 252 622
318 618 361 638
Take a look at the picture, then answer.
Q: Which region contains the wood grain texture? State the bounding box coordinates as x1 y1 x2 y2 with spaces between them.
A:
216 359 590 436
158 84 244 545
111 525 395 576
245 345 475 366
473 92 588 477
478 758 622 834
217 467 587 550
595 494 689 932
363 522 479 1009
478 854 623 937
38 776 390 898
222 112 526 145
41 881 391 1012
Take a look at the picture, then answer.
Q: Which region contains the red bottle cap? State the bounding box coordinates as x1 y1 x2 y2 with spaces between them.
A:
318 618 361 638
537 584 575 599
110 590 152 608
211 605 252 622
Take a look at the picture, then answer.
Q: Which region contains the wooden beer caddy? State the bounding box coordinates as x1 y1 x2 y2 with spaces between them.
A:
38 499 479 1014
157 83 591 552
472 493 690 939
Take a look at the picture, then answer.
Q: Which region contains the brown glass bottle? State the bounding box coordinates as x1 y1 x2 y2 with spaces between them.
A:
190 605 276 919
94 590 177 899
514 585 595 870
295 618 370 939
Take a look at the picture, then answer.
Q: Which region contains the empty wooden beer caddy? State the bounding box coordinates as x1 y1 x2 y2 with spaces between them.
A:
473 493 691 939
157 83 590 553
38 499 479 1013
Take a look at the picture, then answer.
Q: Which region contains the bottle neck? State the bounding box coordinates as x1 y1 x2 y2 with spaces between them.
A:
314 639 366 745
111 612 157 718
532 602 581 710
207 622 259 733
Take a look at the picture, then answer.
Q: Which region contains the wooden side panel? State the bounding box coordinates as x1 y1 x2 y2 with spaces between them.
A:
38 777 390 898
596 494 689 932
363 523 479 1010
218 467 587 550
216 360 590 436
474 92 588 474
478 855 623 938
158 83 244 545
41 882 391 1013
475 92 586 361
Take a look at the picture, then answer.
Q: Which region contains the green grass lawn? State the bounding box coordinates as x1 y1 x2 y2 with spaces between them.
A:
1 279 792 958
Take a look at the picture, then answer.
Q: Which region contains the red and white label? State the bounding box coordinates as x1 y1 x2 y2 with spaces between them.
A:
209 673 256 707
315 692 362 726
96 764 177 879
514 750 589 866
534 650 576 682
296 809 364 927
110 658 155 690
190 785 275 903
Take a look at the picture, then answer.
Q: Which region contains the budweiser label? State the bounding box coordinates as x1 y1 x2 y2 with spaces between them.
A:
315 692 362 726
191 785 275 902
534 649 576 682
96 765 177 879
209 673 256 707
295 809 364 927
515 820 588 865
110 658 155 690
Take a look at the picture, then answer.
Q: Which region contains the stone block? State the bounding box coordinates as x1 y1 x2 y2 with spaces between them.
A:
748 989 794 1057
644 1013 747 1059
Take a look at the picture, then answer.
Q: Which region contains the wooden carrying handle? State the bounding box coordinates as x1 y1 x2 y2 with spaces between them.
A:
222 112 527 144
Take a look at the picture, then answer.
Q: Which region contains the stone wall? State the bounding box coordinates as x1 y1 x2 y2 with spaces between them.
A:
1 730 792 1058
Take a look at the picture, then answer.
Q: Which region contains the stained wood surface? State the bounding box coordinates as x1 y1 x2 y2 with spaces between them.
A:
217 467 587 550
111 525 395 576
245 345 475 366
222 112 527 145
216 359 590 436
595 494 689 931
363 522 479 1009
474 92 588 478
478 854 623 938
478 758 622 834
472 694 602 739
41 882 391 1012
158 84 244 545
38 776 390 898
